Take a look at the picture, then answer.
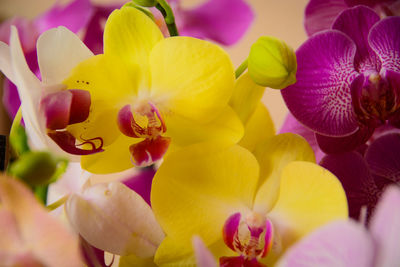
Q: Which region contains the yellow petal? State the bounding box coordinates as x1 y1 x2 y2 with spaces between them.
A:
165 106 243 147
229 72 265 124
80 134 140 174
152 144 259 265
253 133 315 214
119 255 157 267
238 102 275 152
268 161 348 252
104 6 163 87
149 37 235 123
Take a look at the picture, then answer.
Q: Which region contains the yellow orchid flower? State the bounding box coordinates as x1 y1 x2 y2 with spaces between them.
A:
61 6 243 174
151 139 348 266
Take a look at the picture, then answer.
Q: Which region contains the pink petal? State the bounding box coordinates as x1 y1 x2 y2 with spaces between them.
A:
192 236 218 267
281 30 359 137
368 16 400 73
304 0 348 36
278 220 375 267
332 5 381 73
34 0 93 34
369 185 400 267
122 166 157 206
180 0 254 46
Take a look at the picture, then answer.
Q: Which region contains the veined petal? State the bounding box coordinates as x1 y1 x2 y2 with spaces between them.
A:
238 103 275 152
66 182 165 257
104 6 163 87
180 0 253 46
369 185 400 267
165 106 243 147
281 30 359 136
332 5 381 72
229 72 265 124
304 0 348 36
80 134 139 174
253 133 315 214
269 162 348 251
37 26 94 86
277 220 374 267
152 144 259 264
369 16 400 73
149 36 235 123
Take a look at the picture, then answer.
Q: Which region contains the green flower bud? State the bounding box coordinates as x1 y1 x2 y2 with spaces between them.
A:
9 151 59 186
248 36 297 89
131 0 157 7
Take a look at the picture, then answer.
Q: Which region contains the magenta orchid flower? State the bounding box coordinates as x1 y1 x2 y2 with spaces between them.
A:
320 131 400 220
304 0 400 36
277 185 400 267
281 5 400 155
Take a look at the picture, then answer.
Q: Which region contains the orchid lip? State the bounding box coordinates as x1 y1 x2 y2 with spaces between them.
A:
47 130 104 155
222 212 274 262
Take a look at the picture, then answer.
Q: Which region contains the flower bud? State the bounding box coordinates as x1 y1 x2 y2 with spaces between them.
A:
9 151 59 186
248 36 297 89
131 0 157 7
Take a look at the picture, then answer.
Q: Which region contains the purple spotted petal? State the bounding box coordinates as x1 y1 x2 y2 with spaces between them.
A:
122 166 156 206
315 126 374 154
83 5 119 55
281 30 359 137
304 0 348 36
34 0 93 34
332 6 381 73
278 221 374 267
320 152 380 219
369 16 400 73
369 185 400 267
279 113 325 162
179 0 253 46
365 133 400 183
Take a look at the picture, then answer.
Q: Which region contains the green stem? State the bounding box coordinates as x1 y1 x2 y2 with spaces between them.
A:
35 184 49 205
156 0 179 36
235 59 248 79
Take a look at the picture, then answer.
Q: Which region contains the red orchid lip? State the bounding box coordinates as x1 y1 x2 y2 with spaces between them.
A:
42 89 104 155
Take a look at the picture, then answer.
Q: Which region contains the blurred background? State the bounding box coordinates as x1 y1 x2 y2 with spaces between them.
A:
0 0 309 135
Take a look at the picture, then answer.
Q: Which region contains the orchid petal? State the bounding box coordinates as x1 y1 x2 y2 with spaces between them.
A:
80 134 140 174
0 41 16 84
0 17 38 52
279 113 324 162
122 166 156 206
239 103 275 152
277 220 374 267
253 133 315 214
66 181 164 257
149 36 235 123
165 105 243 147
0 176 83 266
37 26 93 86
152 144 259 265
230 72 265 124
104 6 163 86
269 162 348 250
193 236 218 267
180 0 253 46
34 0 93 34
9 26 46 149
119 255 157 267
304 0 348 36
281 30 359 136
369 185 400 267
365 133 400 183
332 5 381 72
369 16 400 73
315 126 374 154
320 152 380 219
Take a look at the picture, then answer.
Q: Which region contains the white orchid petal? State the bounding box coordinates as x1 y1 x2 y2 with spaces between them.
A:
0 41 16 84
66 181 165 257
10 26 46 150
37 26 93 86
